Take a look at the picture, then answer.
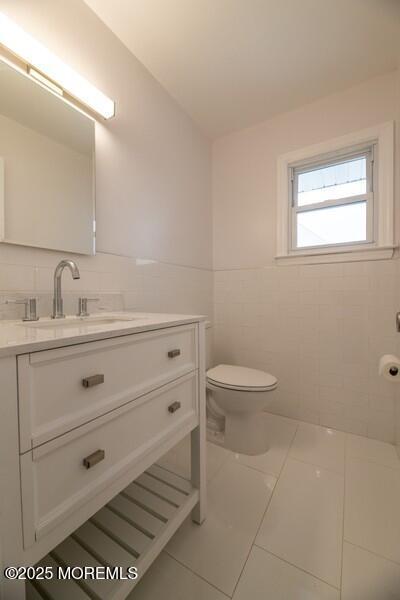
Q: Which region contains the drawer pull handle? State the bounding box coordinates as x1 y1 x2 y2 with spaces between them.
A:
168 349 181 359
82 374 104 388
83 449 105 469
168 401 181 414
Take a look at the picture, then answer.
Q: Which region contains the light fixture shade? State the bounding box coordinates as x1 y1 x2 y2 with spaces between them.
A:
0 12 115 119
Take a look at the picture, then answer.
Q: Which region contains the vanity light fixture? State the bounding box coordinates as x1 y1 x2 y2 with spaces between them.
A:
0 11 115 119
28 67 63 96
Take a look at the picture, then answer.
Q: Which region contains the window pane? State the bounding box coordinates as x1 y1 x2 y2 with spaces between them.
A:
297 157 367 207
296 201 367 248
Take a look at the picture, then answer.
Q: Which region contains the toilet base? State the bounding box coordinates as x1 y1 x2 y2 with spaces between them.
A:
224 411 269 455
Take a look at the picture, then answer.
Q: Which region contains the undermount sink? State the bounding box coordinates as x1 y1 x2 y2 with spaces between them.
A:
20 316 140 329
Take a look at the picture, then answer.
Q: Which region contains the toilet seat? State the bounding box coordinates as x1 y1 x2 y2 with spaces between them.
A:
207 364 277 392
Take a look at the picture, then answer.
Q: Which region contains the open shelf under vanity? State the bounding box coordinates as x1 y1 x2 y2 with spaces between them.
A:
27 465 197 600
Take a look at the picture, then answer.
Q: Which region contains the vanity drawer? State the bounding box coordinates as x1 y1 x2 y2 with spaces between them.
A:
20 372 198 547
18 323 198 451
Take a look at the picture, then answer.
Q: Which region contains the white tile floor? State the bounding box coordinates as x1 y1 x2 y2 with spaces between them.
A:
129 414 400 599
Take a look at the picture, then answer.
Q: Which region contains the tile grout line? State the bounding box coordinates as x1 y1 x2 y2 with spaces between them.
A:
164 420 399 598
279 419 300 477
339 432 348 599
208 448 232 483
225 458 279 479
286 455 345 476
248 423 345 594
160 446 234 597
342 539 400 568
162 550 231 598
252 544 341 592
347 454 400 473
229 419 300 598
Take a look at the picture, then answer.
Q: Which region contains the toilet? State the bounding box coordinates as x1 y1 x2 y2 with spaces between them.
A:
206 363 278 455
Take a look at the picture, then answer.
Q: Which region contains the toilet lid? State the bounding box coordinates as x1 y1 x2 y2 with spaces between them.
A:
207 364 278 392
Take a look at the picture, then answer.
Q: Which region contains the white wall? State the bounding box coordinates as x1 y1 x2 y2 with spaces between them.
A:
213 71 400 443
0 0 212 319
213 71 398 269
0 1 399 445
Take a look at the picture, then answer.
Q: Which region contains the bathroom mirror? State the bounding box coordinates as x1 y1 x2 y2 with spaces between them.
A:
0 59 95 255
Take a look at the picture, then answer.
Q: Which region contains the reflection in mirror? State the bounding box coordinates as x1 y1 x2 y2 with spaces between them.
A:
0 59 95 254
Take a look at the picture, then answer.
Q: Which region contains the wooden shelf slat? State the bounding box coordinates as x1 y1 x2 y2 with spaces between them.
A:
26 583 47 600
149 464 193 494
52 536 118 599
122 482 176 520
30 554 90 600
73 521 136 570
28 466 197 600
92 506 151 556
107 494 163 538
136 472 188 506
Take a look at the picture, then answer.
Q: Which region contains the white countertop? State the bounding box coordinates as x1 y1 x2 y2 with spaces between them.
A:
0 312 206 358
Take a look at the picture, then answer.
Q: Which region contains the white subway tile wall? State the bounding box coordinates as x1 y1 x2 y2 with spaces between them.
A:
0 244 213 321
1 243 399 446
213 260 400 444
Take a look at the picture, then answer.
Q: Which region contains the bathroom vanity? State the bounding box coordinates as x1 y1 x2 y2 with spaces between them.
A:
0 313 206 600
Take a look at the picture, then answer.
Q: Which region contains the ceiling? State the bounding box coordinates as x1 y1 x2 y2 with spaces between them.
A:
84 0 400 138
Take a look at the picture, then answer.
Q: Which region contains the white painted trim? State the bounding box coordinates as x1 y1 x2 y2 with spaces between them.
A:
276 122 395 263
0 157 4 241
115 488 199 600
276 245 394 266
191 321 206 524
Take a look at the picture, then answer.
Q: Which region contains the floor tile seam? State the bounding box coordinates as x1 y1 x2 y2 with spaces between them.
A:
345 454 400 473
207 452 232 483
162 550 232 598
339 431 348 592
278 420 300 478
228 432 291 599
343 539 400 568
288 456 345 478
225 456 279 479
252 544 341 591
342 537 400 568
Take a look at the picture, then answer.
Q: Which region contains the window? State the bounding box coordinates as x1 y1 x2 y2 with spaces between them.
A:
291 147 374 251
276 122 394 264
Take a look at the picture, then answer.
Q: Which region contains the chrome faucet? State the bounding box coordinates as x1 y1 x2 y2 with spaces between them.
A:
52 260 80 319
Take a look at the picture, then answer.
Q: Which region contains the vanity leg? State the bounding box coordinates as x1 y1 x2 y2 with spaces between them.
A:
191 426 206 524
191 322 207 525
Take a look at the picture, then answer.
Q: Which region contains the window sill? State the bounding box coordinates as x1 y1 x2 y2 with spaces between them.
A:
275 245 395 266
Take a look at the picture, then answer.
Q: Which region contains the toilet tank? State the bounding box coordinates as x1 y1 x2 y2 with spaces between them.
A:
205 321 213 370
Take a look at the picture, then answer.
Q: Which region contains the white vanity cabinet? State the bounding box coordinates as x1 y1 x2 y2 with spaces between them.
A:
18 325 198 451
0 316 206 600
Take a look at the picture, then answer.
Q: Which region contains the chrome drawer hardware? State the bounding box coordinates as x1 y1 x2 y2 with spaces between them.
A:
82 374 105 388
83 449 105 469
167 349 181 358
168 401 181 413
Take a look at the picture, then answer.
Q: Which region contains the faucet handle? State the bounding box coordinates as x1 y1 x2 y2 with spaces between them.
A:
6 298 39 322
77 297 99 317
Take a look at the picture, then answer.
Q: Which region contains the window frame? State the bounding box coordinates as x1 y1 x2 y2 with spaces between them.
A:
276 122 394 265
289 145 375 252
